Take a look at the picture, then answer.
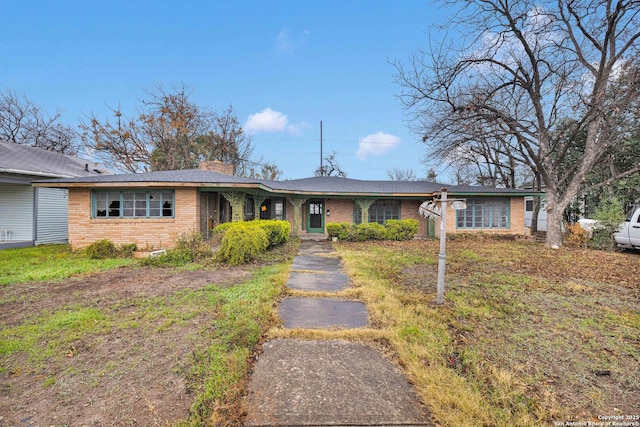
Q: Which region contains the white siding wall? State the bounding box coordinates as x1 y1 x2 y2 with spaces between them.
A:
35 188 69 244
0 184 34 241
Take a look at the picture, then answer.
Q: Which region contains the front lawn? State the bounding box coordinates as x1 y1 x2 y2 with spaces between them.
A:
0 242 294 426
0 244 135 286
334 238 639 426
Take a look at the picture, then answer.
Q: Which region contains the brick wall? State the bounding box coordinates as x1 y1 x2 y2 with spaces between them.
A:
68 187 200 250
325 199 354 224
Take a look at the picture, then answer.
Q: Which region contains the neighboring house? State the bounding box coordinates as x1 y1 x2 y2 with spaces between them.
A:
524 196 547 231
35 161 540 250
0 141 110 249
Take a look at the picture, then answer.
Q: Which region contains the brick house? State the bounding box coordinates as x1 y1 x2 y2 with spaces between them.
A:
35 161 536 250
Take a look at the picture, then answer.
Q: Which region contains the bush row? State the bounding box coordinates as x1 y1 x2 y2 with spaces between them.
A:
214 220 291 265
326 219 419 241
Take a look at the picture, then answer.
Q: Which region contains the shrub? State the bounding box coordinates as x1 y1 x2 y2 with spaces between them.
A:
591 197 626 251
326 222 351 240
81 239 118 259
212 222 234 235
564 222 589 248
348 222 387 241
174 230 212 260
253 220 290 247
138 231 212 267
217 223 269 265
118 243 138 257
384 219 419 241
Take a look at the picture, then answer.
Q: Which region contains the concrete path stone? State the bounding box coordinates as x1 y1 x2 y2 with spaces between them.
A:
297 240 335 255
286 270 351 292
244 339 433 426
279 297 368 329
290 255 342 272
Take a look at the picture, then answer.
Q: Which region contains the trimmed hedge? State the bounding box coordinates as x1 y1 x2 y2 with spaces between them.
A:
326 219 419 242
213 220 291 265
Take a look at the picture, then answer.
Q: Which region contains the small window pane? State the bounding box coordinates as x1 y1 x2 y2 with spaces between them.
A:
135 192 146 216
123 192 134 216
95 192 107 217
162 192 173 217
149 192 161 216
108 192 121 217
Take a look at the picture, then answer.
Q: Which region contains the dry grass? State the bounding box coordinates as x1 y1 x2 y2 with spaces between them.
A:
334 239 639 426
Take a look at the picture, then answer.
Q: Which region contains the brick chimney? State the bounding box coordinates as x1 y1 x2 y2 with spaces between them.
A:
199 160 234 175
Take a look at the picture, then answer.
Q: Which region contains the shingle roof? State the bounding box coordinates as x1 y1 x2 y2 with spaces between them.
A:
37 168 263 185
35 167 537 197
0 140 110 178
267 176 442 194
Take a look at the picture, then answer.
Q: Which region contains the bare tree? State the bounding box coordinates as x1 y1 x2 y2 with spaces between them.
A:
395 0 640 247
387 168 417 181
315 151 347 177
80 84 255 174
247 162 283 180
0 90 77 154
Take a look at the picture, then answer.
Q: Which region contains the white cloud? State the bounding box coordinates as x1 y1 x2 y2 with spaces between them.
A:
286 121 311 136
275 28 310 52
244 108 288 134
356 132 401 160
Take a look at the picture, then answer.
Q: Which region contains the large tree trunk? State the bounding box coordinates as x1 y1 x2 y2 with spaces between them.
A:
544 190 570 248
545 206 564 248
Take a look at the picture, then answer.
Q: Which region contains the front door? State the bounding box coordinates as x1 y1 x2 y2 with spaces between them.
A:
306 199 324 233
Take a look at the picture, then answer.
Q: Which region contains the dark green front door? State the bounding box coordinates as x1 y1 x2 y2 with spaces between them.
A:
306 199 324 233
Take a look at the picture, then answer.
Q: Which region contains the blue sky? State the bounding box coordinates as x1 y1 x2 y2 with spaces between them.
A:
0 1 449 180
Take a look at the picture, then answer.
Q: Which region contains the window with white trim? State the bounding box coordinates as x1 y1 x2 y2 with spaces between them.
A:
93 190 174 218
456 198 509 229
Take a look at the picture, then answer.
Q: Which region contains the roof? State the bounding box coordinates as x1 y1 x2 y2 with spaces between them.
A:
34 167 540 198
0 140 111 179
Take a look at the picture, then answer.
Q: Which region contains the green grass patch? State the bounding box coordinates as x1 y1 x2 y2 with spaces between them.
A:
0 244 134 286
177 263 289 426
1 307 110 361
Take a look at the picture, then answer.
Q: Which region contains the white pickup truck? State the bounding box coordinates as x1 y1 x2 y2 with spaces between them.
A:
614 205 640 250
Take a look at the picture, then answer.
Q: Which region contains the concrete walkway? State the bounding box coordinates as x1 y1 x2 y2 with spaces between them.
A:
243 240 434 426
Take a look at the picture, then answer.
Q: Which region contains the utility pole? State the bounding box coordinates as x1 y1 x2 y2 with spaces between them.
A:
436 188 447 305
320 120 323 176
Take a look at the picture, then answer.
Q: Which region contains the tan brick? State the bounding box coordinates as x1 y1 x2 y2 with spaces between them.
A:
68 188 199 250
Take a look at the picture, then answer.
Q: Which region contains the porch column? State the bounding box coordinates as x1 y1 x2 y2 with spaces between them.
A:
355 198 376 224
252 196 267 220
221 192 245 222
287 197 307 237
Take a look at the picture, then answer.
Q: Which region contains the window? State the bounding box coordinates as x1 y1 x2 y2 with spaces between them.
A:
354 200 401 224
244 196 255 220
93 191 174 218
456 198 509 229
259 198 285 220
525 199 533 212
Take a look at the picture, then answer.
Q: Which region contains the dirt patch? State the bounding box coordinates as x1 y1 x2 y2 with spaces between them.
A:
0 266 252 327
0 264 257 427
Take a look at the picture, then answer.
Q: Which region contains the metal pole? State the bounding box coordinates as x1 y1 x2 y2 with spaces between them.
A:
436 188 447 305
320 120 323 176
